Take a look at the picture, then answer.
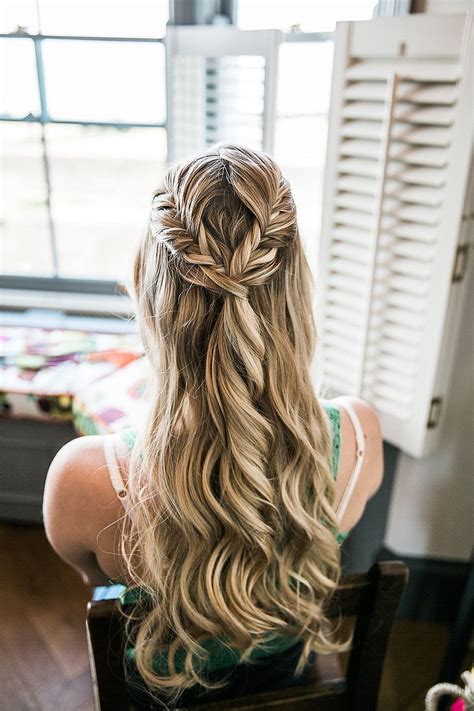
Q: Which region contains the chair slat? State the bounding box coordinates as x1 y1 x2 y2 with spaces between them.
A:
346 561 409 709
86 599 130 711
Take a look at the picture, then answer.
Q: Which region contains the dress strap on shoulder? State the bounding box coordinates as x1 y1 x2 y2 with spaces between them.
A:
335 398 367 522
103 437 127 499
103 436 136 521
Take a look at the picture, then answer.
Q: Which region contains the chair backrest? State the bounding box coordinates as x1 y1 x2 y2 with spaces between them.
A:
86 560 408 711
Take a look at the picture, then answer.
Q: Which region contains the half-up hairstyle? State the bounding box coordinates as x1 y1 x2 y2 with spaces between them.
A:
124 143 344 704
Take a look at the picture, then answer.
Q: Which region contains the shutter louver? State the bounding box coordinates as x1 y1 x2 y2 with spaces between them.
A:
165 27 281 164
317 14 473 457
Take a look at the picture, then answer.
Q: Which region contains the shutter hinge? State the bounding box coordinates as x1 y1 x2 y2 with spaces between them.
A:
427 397 442 429
452 243 469 283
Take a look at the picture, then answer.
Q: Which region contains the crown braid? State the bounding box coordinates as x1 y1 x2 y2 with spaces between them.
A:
150 147 297 299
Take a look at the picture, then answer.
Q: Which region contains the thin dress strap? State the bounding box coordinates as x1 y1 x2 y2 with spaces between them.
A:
335 399 366 522
103 437 136 521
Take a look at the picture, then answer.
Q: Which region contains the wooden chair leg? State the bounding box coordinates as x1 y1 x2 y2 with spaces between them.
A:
438 556 474 684
345 561 409 710
86 599 130 711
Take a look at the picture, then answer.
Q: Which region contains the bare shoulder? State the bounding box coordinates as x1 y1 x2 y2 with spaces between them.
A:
44 435 109 512
43 434 124 559
332 396 384 533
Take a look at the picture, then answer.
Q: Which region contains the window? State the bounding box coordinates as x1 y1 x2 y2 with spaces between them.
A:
237 1 378 270
1 0 383 290
0 0 169 286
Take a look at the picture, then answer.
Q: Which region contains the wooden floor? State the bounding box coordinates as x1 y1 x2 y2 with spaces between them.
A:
0 523 454 711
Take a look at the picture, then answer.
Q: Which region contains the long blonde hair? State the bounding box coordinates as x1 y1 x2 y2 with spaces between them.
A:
124 143 342 703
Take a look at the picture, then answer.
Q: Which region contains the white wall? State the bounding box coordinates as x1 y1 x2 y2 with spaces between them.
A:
385 259 473 561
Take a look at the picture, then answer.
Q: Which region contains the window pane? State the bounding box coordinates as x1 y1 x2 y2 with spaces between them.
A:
275 42 334 272
36 0 168 38
0 1 39 34
1 123 53 275
42 40 165 124
46 124 166 280
275 116 329 273
0 38 41 118
237 0 378 32
277 42 333 116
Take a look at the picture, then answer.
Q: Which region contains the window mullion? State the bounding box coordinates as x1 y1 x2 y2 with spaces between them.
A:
33 35 59 276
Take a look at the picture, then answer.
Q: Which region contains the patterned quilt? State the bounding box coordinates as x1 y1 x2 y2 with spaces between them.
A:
0 326 144 432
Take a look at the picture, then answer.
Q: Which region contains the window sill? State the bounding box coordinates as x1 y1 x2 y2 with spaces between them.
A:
0 289 136 333
1 288 133 314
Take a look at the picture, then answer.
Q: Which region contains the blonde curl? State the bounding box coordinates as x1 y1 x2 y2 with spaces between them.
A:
124 143 346 706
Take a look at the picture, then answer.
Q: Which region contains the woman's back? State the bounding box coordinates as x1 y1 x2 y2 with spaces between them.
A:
103 397 382 550
44 144 383 705
45 397 383 590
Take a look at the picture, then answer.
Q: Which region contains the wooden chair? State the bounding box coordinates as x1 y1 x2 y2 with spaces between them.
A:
86 560 408 711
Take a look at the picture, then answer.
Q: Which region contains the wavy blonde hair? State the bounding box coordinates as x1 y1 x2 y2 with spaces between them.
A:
123 143 343 704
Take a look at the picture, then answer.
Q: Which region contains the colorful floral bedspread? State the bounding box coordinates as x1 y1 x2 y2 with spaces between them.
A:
73 356 150 435
0 326 143 427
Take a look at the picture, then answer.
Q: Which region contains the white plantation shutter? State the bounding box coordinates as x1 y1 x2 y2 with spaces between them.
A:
165 26 281 164
317 13 473 458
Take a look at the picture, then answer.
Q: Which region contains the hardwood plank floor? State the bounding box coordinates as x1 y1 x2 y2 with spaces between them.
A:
0 523 93 711
0 523 457 711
